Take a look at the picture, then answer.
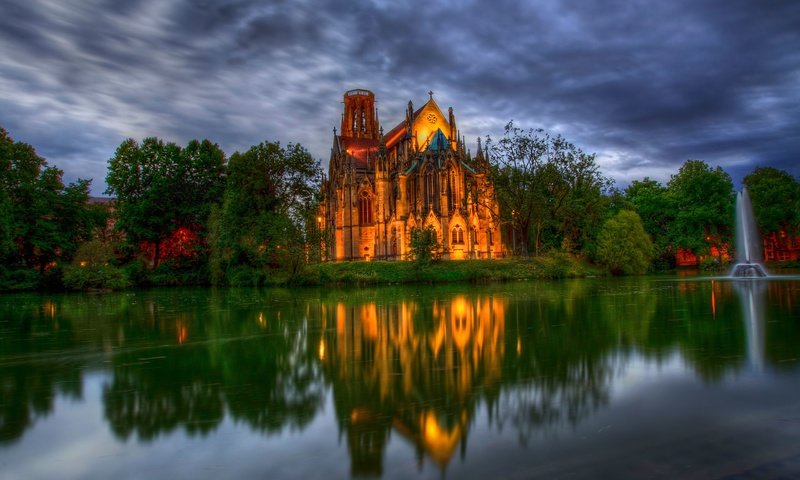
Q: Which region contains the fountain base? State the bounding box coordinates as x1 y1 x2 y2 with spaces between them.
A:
731 263 768 278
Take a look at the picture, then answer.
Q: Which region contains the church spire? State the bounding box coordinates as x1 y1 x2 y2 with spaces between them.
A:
475 137 488 173
448 107 457 149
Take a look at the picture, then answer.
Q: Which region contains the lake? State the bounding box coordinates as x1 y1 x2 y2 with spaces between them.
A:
2 276 799 479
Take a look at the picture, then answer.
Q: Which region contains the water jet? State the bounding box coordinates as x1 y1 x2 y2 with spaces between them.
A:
730 187 768 278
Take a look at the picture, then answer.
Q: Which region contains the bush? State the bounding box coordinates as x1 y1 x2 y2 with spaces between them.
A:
596 210 654 275
699 256 726 272
122 260 149 287
408 226 440 267
533 252 576 278
63 239 129 291
0 266 40 292
149 257 210 286
63 264 129 291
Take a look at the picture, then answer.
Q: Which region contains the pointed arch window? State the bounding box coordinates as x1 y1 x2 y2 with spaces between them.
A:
452 224 464 244
447 166 459 211
359 191 373 224
361 109 367 133
391 227 398 257
424 167 436 211
409 176 418 212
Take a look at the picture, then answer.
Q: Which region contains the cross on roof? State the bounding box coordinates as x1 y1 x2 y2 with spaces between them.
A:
428 90 434 100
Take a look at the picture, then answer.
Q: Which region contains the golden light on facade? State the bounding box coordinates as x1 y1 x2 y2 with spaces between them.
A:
319 339 326 360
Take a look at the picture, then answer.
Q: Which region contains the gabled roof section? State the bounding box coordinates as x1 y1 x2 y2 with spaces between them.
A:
383 105 424 149
339 136 380 170
383 97 454 152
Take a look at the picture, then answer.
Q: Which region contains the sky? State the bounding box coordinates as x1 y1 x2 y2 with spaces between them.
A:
1 0 798 195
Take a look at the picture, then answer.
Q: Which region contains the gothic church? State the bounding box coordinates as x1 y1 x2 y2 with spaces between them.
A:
321 89 503 261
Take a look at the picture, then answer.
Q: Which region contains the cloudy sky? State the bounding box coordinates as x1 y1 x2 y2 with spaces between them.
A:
1 0 798 195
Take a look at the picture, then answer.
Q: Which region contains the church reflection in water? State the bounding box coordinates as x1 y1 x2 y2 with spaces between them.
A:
317 295 506 475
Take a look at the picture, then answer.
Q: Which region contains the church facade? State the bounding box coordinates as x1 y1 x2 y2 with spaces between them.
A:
320 89 503 261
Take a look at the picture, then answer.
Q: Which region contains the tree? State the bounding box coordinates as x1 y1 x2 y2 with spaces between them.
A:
596 210 654 275
209 141 321 285
485 122 610 256
625 177 676 268
105 137 225 267
743 167 800 237
667 160 734 261
0 127 95 276
555 146 614 255
408 226 440 266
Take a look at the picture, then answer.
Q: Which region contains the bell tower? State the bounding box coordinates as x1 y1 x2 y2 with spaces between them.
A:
341 89 380 140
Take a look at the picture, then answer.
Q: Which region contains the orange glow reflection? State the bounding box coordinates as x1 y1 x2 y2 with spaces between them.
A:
420 410 465 465
176 320 188 344
711 281 717 318
43 302 56 319
325 294 506 467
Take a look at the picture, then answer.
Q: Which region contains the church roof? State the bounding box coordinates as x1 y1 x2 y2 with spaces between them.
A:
427 129 449 152
339 136 380 169
383 105 424 149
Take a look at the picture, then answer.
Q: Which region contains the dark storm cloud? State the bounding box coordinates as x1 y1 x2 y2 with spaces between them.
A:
0 0 797 194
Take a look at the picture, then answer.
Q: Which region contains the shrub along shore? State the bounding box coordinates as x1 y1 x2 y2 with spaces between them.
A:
292 254 599 287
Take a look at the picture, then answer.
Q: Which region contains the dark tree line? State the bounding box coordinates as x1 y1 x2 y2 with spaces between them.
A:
485 124 799 274
1 126 322 290
2 121 799 290
104 136 322 287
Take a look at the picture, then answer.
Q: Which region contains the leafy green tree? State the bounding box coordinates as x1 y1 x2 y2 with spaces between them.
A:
209 141 321 284
408 225 440 266
485 122 610 256
596 210 654 275
667 160 734 261
743 167 800 237
625 177 676 268
105 137 225 267
0 127 95 277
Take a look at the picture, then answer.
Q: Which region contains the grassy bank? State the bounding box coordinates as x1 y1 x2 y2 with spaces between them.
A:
294 253 600 286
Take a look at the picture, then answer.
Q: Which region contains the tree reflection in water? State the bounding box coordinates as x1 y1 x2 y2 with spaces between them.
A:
1 279 799 475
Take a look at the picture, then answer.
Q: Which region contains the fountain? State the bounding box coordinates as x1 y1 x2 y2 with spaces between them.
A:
730 187 768 278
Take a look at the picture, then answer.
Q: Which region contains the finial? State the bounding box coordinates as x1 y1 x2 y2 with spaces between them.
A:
333 127 337 135
379 126 384 136
428 90 434 100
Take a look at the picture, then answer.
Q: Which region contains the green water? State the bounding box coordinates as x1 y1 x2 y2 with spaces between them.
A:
1 277 799 479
